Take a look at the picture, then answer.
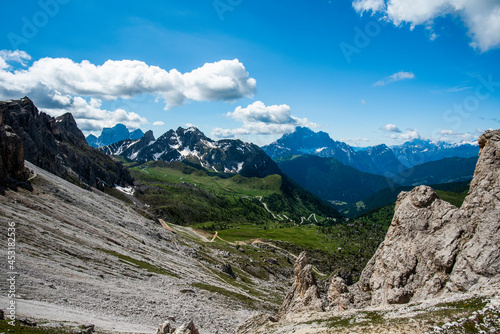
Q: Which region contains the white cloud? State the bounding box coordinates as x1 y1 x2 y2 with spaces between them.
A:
381 123 402 133
361 99 368 104
374 71 415 86
212 101 318 138
343 137 370 146
353 0 386 13
440 129 455 135
42 96 147 132
397 129 421 141
0 50 31 67
153 121 165 126
437 129 478 143
352 0 500 52
0 52 256 110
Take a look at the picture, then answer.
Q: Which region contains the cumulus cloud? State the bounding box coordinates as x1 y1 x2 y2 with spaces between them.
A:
381 123 402 133
352 0 500 52
0 50 31 68
42 96 147 132
153 121 165 126
437 129 478 143
396 129 421 141
0 51 256 110
374 71 415 86
212 101 318 138
391 129 422 141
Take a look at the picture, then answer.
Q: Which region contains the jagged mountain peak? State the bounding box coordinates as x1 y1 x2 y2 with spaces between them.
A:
264 127 479 175
86 123 145 148
263 127 405 177
100 126 281 178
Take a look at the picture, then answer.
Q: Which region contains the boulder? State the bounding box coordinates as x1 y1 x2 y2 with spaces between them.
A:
156 320 199 334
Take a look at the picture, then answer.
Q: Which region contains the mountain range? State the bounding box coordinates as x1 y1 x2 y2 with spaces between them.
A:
262 127 479 177
86 123 144 148
277 154 477 217
100 126 282 178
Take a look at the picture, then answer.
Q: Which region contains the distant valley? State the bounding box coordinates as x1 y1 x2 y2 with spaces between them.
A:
89 124 479 219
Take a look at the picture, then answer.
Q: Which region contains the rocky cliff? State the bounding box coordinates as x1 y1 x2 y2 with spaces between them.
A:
0 97 133 190
0 106 29 189
336 129 500 309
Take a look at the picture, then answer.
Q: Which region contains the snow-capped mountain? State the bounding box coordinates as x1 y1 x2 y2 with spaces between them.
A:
100 126 282 178
391 138 479 168
262 127 406 177
263 127 479 175
86 123 144 148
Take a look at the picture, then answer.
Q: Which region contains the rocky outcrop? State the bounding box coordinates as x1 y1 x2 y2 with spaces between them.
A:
156 320 199 334
327 276 352 311
277 252 323 320
329 129 500 309
0 97 133 190
447 129 500 292
236 252 322 334
0 107 29 189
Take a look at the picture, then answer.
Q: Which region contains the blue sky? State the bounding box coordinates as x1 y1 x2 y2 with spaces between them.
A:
0 0 499 147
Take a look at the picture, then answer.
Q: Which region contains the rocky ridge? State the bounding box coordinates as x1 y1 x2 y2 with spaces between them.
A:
0 97 133 190
238 129 500 333
263 126 479 177
100 126 282 178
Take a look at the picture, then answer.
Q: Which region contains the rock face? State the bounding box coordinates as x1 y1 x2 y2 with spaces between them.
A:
447 129 500 292
0 97 133 190
329 129 500 309
0 107 30 189
277 252 323 320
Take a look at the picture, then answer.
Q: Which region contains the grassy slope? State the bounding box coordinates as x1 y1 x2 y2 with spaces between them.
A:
127 161 391 280
130 161 340 225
